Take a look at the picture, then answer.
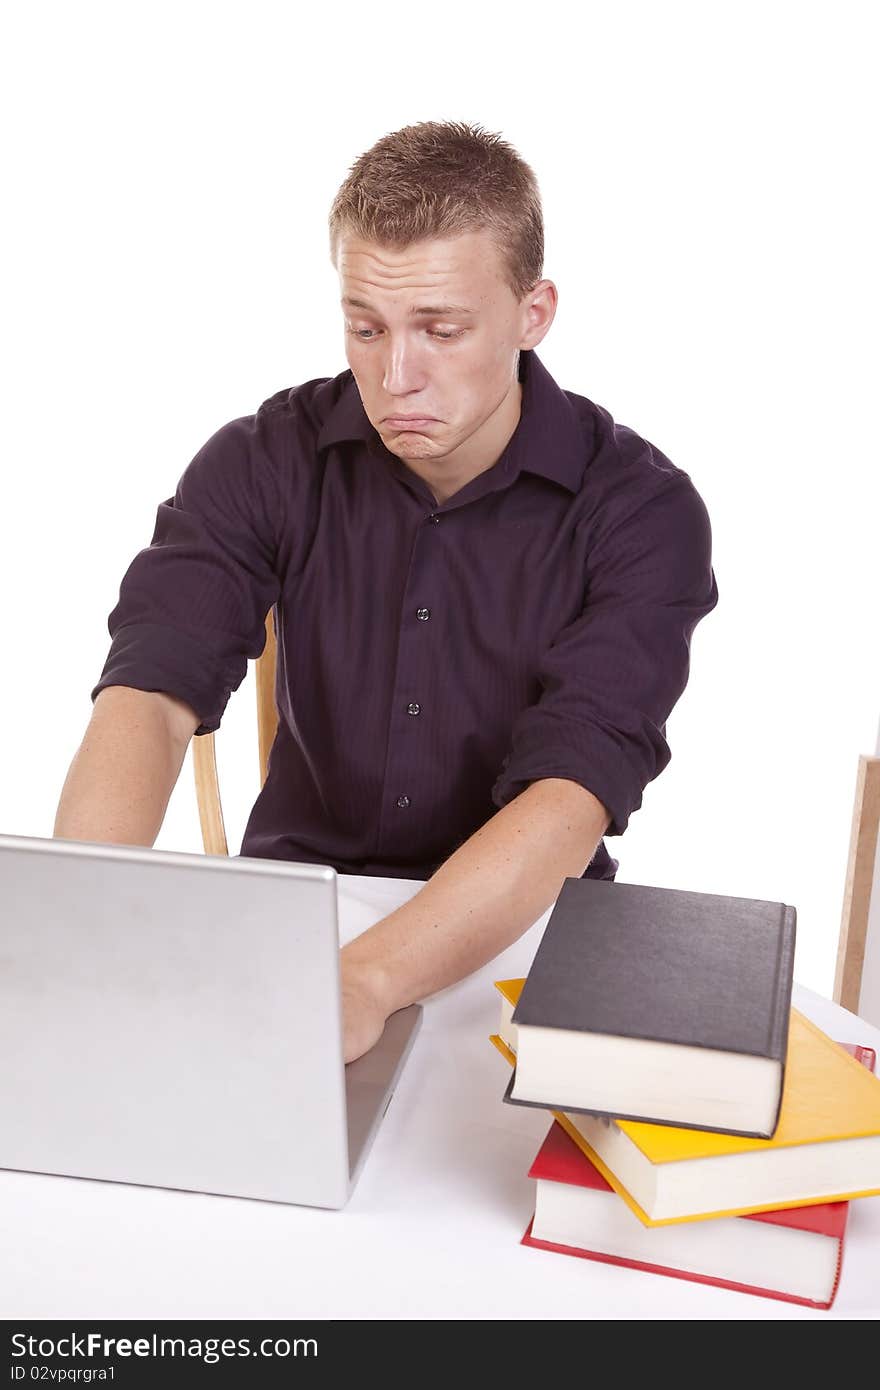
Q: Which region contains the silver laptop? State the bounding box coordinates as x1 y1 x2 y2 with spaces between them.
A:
0 832 421 1208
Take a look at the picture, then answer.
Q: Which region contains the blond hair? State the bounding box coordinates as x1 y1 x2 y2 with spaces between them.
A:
328 119 544 302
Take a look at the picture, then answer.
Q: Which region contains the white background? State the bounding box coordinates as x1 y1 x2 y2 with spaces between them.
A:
1 0 877 997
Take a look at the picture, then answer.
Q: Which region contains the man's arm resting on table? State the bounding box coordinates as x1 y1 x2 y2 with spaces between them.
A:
340 777 612 1061
53 686 200 847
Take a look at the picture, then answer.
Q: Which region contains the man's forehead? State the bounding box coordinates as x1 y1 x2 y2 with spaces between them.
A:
337 229 503 297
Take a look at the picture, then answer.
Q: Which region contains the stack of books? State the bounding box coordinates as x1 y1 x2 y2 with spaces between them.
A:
489 877 880 1310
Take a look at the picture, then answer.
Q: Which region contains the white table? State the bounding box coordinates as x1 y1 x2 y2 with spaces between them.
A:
2 873 879 1321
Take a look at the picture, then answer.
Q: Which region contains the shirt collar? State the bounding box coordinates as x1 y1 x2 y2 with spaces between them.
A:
315 347 587 494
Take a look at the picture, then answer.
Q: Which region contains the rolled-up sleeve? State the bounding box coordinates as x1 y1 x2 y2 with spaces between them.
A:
90 413 285 736
491 476 719 836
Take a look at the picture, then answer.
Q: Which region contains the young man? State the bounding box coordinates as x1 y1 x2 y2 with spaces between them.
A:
54 120 719 1062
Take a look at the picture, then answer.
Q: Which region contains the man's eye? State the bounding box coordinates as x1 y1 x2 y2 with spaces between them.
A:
346 328 464 341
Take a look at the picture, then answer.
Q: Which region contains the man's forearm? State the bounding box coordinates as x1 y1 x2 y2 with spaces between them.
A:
342 777 612 1015
53 687 194 847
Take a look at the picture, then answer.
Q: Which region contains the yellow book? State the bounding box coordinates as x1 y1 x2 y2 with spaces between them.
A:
491 979 880 1227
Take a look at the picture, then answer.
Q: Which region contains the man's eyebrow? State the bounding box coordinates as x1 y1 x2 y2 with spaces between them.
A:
341 296 476 316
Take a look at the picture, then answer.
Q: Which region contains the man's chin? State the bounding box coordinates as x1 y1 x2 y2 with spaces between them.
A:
384 434 437 457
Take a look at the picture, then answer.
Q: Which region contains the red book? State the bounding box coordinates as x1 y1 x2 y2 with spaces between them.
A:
520 1042 875 1310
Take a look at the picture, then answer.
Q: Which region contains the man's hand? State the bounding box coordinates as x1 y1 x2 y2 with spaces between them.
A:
340 957 391 1063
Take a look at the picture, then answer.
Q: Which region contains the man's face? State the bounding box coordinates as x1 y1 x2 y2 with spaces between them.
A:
337 229 531 467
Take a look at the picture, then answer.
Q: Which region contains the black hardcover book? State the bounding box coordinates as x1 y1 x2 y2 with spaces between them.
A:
505 877 796 1138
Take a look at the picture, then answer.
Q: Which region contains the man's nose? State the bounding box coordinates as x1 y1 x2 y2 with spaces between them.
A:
382 340 428 397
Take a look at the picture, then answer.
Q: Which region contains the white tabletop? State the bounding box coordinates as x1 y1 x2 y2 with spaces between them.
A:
2 872 879 1321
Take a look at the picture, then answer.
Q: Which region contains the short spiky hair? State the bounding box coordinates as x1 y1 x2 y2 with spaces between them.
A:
328 119 544 302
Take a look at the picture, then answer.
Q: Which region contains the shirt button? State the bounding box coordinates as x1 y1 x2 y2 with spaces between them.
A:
396 795 411 809
416 607 431 621
429 513 440 525
407 702 421 716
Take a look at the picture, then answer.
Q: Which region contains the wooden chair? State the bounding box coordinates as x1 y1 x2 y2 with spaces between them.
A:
834 752 880 1017
192 610 278 856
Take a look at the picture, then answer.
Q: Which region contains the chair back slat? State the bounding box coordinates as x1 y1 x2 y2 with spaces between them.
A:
193 609 278 856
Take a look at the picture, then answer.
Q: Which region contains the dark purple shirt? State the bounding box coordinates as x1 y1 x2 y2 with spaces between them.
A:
91 348 719 882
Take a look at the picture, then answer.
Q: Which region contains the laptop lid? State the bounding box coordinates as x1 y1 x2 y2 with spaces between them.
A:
0 833 416 1208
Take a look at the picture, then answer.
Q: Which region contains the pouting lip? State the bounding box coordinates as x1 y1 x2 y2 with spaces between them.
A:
383 415 438 424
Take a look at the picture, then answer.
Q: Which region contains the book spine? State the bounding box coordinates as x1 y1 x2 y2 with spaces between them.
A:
765 903 797 1136
768 903 797 1061
827 1229 846 1308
